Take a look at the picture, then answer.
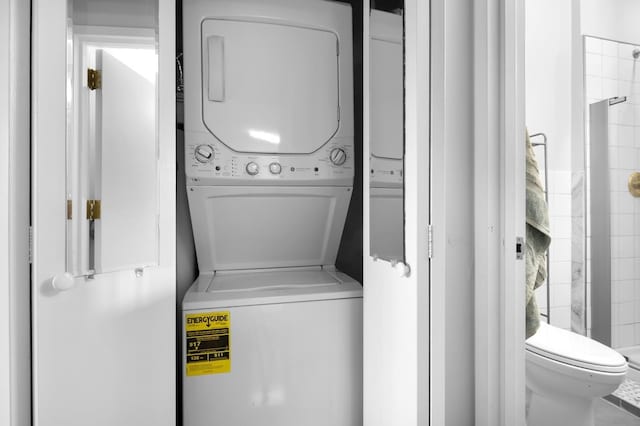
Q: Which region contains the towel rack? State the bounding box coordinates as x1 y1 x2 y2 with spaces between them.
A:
530 132 551 325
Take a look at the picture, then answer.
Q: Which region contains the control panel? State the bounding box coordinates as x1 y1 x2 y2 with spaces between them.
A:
370 155 403 187
185 131 354 186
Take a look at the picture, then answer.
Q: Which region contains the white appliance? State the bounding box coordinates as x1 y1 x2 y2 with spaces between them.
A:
181 1 362 425
369 9 404 261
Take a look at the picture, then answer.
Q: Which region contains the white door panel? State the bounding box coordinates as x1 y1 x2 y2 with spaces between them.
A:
31 1 176 425
95 49 158 273
364 1 430 425
34 271 176 426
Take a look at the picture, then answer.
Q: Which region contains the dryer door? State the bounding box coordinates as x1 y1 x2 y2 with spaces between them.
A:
201 19 340 154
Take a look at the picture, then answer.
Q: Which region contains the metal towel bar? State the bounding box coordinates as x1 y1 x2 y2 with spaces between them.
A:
530 132 551 325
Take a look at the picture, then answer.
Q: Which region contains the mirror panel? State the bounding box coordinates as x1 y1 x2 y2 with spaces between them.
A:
369 0 405 263
65 0 159 276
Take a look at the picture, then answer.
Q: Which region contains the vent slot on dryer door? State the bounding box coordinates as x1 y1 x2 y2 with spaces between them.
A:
201 19 340 155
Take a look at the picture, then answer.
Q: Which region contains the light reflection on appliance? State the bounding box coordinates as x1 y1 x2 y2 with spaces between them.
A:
248 129 281 144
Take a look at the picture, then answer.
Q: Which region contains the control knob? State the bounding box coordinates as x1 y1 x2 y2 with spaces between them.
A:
246 162 260 176
194 144 214 163
269 162 282 175
329 148 347 166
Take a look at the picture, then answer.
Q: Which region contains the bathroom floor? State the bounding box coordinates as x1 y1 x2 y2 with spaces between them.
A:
596 397 640 425
596 377 640 425
612 379 640 412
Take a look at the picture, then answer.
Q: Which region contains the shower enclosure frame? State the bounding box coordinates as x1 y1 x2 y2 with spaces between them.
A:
581 35 640 345
588 98 622 347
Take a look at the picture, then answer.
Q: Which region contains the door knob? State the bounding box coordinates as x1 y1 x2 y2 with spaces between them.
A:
50 272 76 291
391 260 411 277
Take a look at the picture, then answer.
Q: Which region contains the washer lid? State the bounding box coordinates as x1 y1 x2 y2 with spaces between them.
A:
187 186 352 272
215 269 335 290
201 18 340 154
526 322 627 373
182 269 363 310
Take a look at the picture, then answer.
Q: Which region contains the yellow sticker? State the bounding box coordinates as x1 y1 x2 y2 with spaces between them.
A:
185 311 231 376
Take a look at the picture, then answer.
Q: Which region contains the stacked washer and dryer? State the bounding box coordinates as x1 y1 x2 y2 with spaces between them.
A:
181 1 363 425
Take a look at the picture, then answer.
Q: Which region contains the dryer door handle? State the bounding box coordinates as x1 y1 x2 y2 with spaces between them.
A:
207 35 225 102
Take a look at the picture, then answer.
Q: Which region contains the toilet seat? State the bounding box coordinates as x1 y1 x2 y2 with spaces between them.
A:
526 322 627 374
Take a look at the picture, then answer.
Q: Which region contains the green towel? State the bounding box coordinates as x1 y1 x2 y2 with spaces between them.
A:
525 132 551 339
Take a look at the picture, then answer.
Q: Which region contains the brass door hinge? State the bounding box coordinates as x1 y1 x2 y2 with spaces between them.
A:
87 68 101 90
67 199 72 220
86 200 101 220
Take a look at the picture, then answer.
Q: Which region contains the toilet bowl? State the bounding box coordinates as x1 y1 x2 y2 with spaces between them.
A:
525 322 627 426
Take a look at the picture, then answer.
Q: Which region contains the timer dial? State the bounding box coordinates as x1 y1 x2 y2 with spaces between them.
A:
329 148 347 166
194 144 214 163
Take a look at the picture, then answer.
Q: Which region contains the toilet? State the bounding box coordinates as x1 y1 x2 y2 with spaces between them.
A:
525 322 628 426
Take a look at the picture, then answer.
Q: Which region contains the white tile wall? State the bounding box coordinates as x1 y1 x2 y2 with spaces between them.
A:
585 37 602 55
584 36 640 347
535 168 573 330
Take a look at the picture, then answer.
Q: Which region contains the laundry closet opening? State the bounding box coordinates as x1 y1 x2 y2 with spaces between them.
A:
175 1 363 424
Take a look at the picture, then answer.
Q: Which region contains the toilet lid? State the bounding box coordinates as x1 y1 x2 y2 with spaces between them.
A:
525 322 627 373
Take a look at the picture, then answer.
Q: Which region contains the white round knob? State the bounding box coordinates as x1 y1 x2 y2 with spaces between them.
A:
329 148 347 166
195 144 214 163
269 162 282 175
246 162 259 176
51 272 76 291
394 261 411 277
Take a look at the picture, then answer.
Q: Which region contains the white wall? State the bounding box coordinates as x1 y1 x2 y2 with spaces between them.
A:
582 0 640 45
525 0 577 330
73 0 158 28
0 0 11 421
525 0 573 172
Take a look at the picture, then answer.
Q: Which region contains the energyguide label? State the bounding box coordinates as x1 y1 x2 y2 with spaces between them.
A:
185 311 231 376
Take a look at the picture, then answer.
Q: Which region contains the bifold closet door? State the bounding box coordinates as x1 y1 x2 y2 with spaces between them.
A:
363 0 431 425
30 0 176 425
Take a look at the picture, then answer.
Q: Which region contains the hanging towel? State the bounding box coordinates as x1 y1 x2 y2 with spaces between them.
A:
525 131 551 339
